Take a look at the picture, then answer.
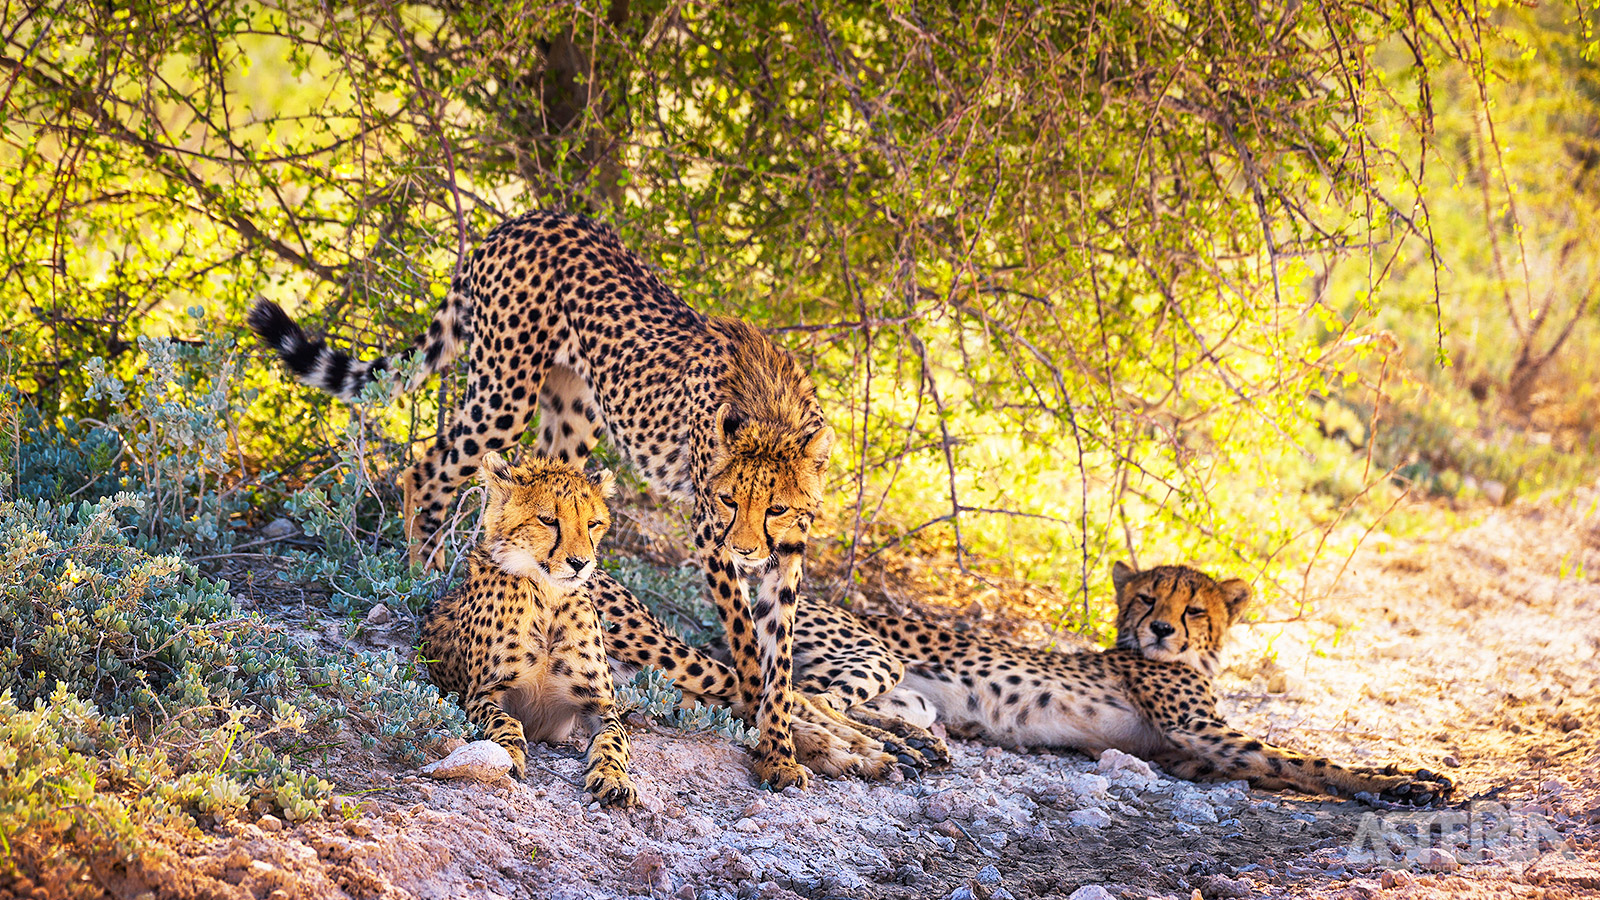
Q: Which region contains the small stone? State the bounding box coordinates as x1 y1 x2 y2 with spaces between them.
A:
740 799 768 818
364 604 392 626
1416 847 1458 872
627 850 670 891
676 887 697 900
262 517 297 539
947 887 975 900
975 865 1001 885
257 814 283 832
1483 480 1507 505
1068 887 1117 900
1265 671 1289 694
927 833 956 852
991 890 1015 900
1172 794 1219 824
1069 808 1112 828
420 740 513 781
1380 869 1413 888
980 832 1008 850
1097 748 1156 779
923 798 952 822
1442 755 1461 767
734 817 759 833
269 891 290 900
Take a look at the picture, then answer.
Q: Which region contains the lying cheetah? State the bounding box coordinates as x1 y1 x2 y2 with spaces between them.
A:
607 562 1454 804
419 453 637 807
250 211 888 790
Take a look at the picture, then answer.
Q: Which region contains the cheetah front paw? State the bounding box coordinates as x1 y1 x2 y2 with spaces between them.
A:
752 753 812 792
789 713 896 781
583 762 640 808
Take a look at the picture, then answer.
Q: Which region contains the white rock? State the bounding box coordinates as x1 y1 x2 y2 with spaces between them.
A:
975 865 1001 885
420 740 513 781
1098 748 1157 781
364 603 392 626
1068 808 1112 828
991 891 1015 900
947 887 975 900
261 517 297 539
1063 772 1111 801
1068 887 1117 900
1483 480 1507 506
1172 793 1219 824
1415 847 1459 872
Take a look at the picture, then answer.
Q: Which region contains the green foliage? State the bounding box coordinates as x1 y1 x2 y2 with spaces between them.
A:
0 0 1525 617
603 556 722 646
615 666 757 748
268 353 454 615
0 474 468 883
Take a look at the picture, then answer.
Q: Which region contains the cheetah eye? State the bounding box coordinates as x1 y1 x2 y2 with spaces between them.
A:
588 520 605 530
1136 593 1155 606
767 505 788 516
1186 606 1205 617
719 494 736 508
538 515 558 526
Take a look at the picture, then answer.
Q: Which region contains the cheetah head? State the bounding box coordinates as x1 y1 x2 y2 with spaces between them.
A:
1112 561 1251 675
706 403 834 569
479 451 615 588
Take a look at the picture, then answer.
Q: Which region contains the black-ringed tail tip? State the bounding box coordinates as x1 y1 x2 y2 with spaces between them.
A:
246 297 430 401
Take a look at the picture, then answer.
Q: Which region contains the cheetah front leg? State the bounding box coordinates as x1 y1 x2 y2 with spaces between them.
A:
570 602 640 808
753 553 896 784
600 558 892 784
463 686 529 779
701 547 810 789
1156 717 1453 806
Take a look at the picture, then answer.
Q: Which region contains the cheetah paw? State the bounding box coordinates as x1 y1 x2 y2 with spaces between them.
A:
1376 769 1455 807
753 754 812 792
583 765 640 808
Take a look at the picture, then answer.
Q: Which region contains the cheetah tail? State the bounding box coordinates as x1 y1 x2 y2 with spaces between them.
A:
247 292 465 402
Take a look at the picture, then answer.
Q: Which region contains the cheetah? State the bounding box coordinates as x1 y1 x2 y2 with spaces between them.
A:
606 562 1454 804
249 210 891 790
419 452 638 807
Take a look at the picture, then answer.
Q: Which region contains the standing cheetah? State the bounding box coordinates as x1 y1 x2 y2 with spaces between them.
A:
419 453 637 807
249 211 889 790
604 562 1455 804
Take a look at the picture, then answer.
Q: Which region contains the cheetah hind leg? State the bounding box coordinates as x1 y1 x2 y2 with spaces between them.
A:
787 695 897 780
798 692 947 776
536 365 607 467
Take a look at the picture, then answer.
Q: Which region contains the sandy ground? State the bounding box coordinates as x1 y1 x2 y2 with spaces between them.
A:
67 487 1600 899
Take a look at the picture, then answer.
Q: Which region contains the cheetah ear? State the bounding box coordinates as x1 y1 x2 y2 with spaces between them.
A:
714 403 745 446
803 424 834 470
1218 578 1252 623
1111 560 1137 593
589 468 617 499
481 450 515 502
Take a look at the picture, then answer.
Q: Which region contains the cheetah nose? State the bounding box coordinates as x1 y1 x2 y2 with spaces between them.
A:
1149 621 1175 639
732 544 759 557
566 556 591 574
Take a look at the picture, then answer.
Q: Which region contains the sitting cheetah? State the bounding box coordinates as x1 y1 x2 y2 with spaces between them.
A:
249 210 890 790
419 453 637 807
605 562 1454 804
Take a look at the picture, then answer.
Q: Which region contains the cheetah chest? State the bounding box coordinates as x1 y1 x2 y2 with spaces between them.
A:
472 580 608 744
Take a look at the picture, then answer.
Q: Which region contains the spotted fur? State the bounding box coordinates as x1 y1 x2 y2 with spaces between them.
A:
251 210 888 790
604 561 1452 803
419 453 637 807
856 562 1455 803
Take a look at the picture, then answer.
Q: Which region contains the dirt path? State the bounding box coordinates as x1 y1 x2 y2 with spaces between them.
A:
114 489 1600 900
